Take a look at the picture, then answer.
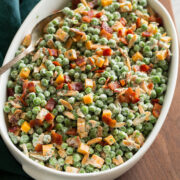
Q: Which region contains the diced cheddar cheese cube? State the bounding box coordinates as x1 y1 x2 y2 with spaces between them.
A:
132 52 144 61
102 110 112 119
22 34 31 47
19 67 30 78
148 24 158 34
133 133 145 146
85 79 94 88
86 41 93 50
83 94 93 104
21 121 31 133
156 50 168 61
55 74 64 84
101 0 112 6
56 28 69 42
104 135 116 145
42 144 53 156
89 154 104 168
120 2 132 12
66 166 79 173
77 143 90 155
77 118 86 135
58 147 67 158
113 155 124 165
112 21 124 32
160 36 172 43
87 137 102 145
65 156 73 165
95 57 105 68
64 49 77 60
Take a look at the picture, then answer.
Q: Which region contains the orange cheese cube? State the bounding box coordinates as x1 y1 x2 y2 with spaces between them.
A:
77 143 90 155
156 50 168 61
56 28 69 42
83 94 93 104
132 52 143 61
95 57 105 68
55 74 64 84
22 34 31 47
113 155 124 165
66 166 79 173
101 0 112 7
65 156 73 165
112 21 124 32
19 67 30 78
21 121 31 133
104 135 116 145
89 154 104 168
64 49 77 60
86 41 93 50
85 79 94 88
42 144 54 156
102 110 112 119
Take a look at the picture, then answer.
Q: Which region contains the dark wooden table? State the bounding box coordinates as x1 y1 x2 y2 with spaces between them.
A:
118 0 180 180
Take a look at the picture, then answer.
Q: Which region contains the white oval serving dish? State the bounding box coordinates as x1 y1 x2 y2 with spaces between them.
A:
0 0 178 180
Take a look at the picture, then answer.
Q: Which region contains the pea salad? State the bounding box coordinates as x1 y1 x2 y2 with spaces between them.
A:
4 0 172 174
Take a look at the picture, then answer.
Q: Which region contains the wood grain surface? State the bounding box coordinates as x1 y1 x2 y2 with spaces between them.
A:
117 0 180 180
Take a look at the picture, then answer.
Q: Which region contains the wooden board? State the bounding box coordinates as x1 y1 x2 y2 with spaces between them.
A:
117 1 180 180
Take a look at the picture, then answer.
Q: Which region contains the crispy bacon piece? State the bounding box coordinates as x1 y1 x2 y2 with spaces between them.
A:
101 22 113 34
102 115 116 128
140 64 151 72
149 15 163 25
95 69 105 73
71 82 83 91
64 75 71 83
8 126 20 134
56 83 64 90
148 83 154 90
88 0 98 8
45 98 56 111
136 17 141 28
100 29 112 39
30 119 43 127
82 16 91 23
72 0 81 9
151 99 159 105
103 77 110 88
142 32 152 37
7 88 14 97
119 37 128 45
120 17 127 26
152 103 162 118
119 87 140 104
48 49 58 57
70 63 76 69
96 12 103 18
27 82 36 92
98 140 108 146
120 80 126 87
45 113 54 123
108 81 120 91
66 136 81 148
35 144 43 152
75 58 86 67
51 131 62 145
103 48 112 56
53 61 61 66
66 128 77 135
126 29 134 35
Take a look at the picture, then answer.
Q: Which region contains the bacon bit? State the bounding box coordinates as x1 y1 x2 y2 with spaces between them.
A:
152 103 162 118
69 63 76 69
8 126 20 135
102 115 116 128
66 128 77 135
67 82 72 90
67 136 81 148
75 58 86 67
64 75 71 83
118 29 123 37
100 29 112 39
120 80 126 87
149 15 163 25
48 49 58 57
119 87 140 104
88 10 94 17
95 69 105 73
56 83 64 90
148 83 154 90
108 81 120 91
72 0 81 9
51 131 62 145
101 22 113 33
45 113 54 123
19 96 28 106
120 17 127 26
136 17 141 28
53 61 61 66
7 88 14 97
88 57 95 66
88 0 98 8
82 16 91 23
96 12 103 18
103 48 112 56
103 77 110 88
151 99 159 105
27 82 36 92
119 37 128 45
132 65 140 72
30 119 43 128
35 144 42 152
142 31 152 37
126 29 134 35
45 98 56 111
71 82 83 91
98 140 108 146
140 64 151 72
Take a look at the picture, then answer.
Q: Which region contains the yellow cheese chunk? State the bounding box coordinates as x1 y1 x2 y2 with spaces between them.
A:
132 52 144 61
104 135 116 145
77 143 90 155
21 121 31 133
19 67 30 78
